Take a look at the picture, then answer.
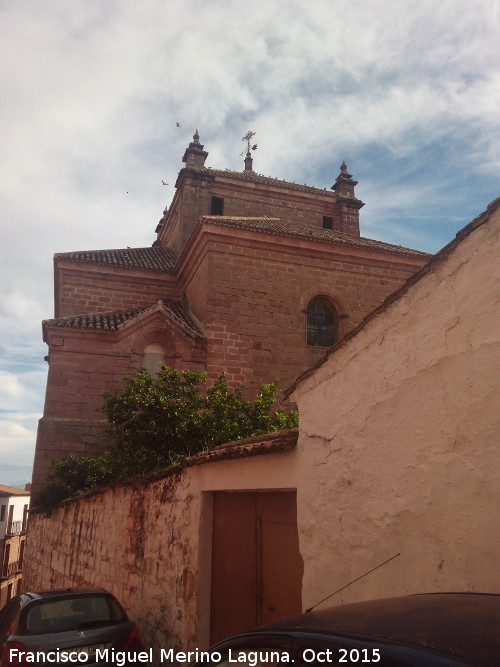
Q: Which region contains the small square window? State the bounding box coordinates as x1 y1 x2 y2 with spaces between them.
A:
323 216 333 230
211 196 224 215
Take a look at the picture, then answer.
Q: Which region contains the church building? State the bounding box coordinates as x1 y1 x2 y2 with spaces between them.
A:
32 131 429 493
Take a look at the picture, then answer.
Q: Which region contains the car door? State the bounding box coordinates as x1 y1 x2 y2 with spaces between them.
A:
0 597 22 666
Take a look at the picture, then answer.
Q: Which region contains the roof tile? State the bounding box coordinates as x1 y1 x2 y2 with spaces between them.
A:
43 300 203 336
44 308 144 331
0 484 30 496
54 246 177 273
200 216 429 258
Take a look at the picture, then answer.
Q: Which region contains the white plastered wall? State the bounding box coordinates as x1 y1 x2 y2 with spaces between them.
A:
292 203 500 609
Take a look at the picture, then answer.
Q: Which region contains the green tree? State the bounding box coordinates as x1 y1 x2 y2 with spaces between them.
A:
34 367 298 513
102 367 297 474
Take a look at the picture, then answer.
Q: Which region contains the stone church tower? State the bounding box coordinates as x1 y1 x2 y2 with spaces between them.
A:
32 132 429 493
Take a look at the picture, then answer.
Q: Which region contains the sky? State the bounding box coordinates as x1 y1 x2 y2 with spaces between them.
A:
1 0 499 487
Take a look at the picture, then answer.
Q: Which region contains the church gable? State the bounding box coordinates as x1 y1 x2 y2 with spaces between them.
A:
34 299 207 491
42 299 206 397
44 299 205 346
117 301 207 373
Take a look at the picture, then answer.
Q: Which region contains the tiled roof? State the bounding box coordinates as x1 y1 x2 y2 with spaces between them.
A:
54 246 177 273
200 216 430 258
44 308 144 331
43 300 203 336
184 165 345 198
0 484 30 496
173 429 298 469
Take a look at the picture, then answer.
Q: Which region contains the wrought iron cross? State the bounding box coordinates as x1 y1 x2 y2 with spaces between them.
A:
240 130 258 156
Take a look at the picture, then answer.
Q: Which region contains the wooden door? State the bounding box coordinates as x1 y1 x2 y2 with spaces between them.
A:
210 491 303 644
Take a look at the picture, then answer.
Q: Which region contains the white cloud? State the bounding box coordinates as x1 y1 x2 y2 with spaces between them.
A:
0 370 47 412
1 420 33 440
0 413 40 486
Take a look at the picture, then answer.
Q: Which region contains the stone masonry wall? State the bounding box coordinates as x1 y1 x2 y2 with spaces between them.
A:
32 331 131 492
185 230 426 393
209 182 344 232
33 315 207 494
56 266 178 318
159 171 358 255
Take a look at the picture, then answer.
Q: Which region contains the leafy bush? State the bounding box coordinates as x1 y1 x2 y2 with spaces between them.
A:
34 367 298 513
33 453 115 516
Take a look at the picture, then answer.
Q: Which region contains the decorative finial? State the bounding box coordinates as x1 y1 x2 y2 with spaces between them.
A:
240 130 258 171
332 161 357 196
182 130 208 168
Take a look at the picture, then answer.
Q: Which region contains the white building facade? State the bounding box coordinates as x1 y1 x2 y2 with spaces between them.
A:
0 484 30 607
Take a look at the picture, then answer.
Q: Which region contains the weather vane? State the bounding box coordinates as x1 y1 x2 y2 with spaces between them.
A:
240 130 258 157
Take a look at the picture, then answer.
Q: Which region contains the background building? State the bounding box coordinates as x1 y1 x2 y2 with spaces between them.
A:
0 484 30 607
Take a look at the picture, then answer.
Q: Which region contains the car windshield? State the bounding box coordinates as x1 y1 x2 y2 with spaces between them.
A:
24 596 126 634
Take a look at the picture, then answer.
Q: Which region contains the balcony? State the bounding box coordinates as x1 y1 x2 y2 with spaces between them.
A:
1 560 20 579
6 520 22 536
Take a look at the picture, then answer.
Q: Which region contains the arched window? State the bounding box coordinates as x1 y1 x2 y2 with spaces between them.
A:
143 343 165 373
306 300 337 347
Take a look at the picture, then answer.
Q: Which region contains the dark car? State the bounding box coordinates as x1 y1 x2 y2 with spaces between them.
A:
0 587 142 666
206 593 500 666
